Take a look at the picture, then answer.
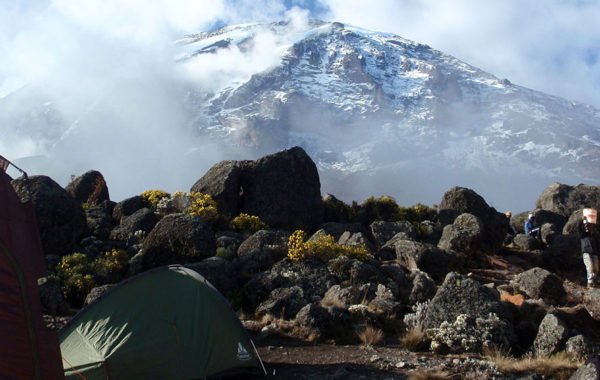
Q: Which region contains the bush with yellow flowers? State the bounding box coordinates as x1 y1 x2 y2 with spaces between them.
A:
93 249 129 284
288 230 371 263
56 253 96 307
184 191 220 224
140 189 171 208
230 213 268 235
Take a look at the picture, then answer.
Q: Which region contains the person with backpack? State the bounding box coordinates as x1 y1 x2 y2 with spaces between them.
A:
524 213 540 237
579 213 600 288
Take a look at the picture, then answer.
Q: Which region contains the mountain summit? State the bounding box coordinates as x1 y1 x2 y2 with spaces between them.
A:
2 20 599 210
176 20 600 211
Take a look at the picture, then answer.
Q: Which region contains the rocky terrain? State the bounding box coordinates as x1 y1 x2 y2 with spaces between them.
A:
22 146 600 379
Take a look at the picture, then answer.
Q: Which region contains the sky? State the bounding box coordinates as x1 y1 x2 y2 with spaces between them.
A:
0 0 599 206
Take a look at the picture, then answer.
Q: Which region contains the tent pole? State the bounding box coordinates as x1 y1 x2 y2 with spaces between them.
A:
249 338 268 376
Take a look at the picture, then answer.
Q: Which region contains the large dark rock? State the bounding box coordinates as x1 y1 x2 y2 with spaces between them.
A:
437 213 484 257
542 234 580 273
533 209 567 233
85 206 115 240
437 187 508 253
112 195 145 223
65 170 110 205
511 267 566 306
191 147 324 230
394 240 460 282
533 313 569 357
38 276 64 314
190 160 243 220
423 272 511 331
12 175 87 256
566 335 595 362
110 208 159 241
185 257 238 296
140 213 215 270
536 183 600 218
295 303 332 339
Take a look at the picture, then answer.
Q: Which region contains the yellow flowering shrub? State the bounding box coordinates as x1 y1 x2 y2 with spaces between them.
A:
140 189 171 208
93 249 129 280
56 253 96 307
184 192 219 223
230 213 268 234
288 230 371 262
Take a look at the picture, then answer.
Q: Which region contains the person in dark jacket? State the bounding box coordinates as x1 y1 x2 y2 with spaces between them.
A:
579 214 600 288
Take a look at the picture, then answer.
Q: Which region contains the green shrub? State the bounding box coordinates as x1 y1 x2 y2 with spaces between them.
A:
356 196 402 224
323 195 356 222
93 249 129 284
215 247 235 261
288 230 371 262
230 213 268 235
398 203 438 223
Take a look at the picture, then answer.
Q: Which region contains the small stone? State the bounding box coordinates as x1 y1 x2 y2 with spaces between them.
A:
370 355 380 363
396 361 406 368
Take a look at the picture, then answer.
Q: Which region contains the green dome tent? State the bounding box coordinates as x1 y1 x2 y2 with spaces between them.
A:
59 265 265 379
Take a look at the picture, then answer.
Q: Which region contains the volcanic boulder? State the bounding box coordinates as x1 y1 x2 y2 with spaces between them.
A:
192 147 324 231
12 175 87 256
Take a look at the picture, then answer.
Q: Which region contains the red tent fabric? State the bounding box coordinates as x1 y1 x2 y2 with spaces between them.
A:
0 170 64 379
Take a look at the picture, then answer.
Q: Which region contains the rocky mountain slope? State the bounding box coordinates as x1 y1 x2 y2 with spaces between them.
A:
2 20 600 211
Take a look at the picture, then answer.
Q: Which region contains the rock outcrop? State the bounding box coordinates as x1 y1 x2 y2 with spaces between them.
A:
12 175 87 256
192 146 324 230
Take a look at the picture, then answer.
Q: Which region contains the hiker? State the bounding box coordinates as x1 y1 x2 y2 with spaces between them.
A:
524 213 540 237
579 213 600 288
506 212 518 235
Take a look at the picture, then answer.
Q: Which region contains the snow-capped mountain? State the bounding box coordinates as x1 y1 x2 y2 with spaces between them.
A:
2 20 600 211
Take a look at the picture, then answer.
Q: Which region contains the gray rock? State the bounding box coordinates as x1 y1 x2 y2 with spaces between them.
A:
85 206 115 240
314 222 368 242
110 208 159 241
322 285 362 308
337 231 375 252
540 223 560 245
409 270 436 305
536 183 600 218
140 213 216 270
569 355 600 380
437 186 508 253
185 257 238 295
256 286 307 320
423 272 511 333
566 334 594 362
584 288 600 320
370 220 416 247
190 160 243 220
65 170 110 206
84 284 114 305
533 313 569 357
12 175 88 256
112 195 145 223
237 229 290 257
295 303 332 338
511 267 566 305
512 233 542 251
395 239 461 282
437 213 484 256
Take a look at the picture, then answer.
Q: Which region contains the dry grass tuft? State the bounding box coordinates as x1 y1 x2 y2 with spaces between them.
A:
357 324 384 346
407 370 451 380
485 348 582 380
401 324 427 351
319 297 346 309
